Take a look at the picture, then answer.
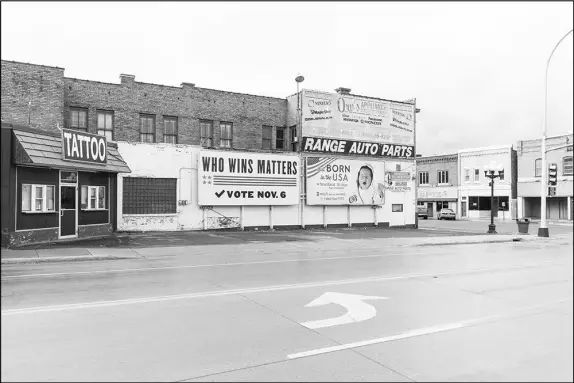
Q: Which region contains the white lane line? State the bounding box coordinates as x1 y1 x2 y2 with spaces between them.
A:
1 261 565 316
1 250 444 280
287 298 573 359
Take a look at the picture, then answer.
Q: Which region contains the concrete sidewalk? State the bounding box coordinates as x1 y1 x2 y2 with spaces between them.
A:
2 230 569 264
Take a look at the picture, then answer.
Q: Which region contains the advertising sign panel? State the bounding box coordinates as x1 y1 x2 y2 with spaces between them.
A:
417 187 458 200
386 171 412 192
306 157 391 205
301 89 415 148
301 137 414 159
62 128 107 164
198 151 300 206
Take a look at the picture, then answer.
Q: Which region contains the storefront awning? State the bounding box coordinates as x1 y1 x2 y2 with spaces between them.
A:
12 128 131 173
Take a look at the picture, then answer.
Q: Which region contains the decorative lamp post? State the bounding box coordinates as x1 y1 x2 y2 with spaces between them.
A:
484 163 504 234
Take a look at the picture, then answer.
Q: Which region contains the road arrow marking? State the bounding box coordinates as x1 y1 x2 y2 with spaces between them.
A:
301 292 387 329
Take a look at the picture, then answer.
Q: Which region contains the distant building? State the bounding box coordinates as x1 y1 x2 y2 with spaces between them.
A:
515 134 573 221
415 153 458 218
457 145 518 221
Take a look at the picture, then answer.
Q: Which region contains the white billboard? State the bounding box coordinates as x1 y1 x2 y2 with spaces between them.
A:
301 89 415 147
198 151 300 206
306 157 389 205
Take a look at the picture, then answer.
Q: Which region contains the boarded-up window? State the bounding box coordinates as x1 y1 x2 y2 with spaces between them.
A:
122 178 177 214
262 125 272 149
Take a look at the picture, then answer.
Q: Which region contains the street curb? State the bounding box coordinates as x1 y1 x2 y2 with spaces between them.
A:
1 254 142 265
413 238 525 247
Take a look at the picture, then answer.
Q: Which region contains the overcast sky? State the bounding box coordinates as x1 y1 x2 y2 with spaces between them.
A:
2 2 572 155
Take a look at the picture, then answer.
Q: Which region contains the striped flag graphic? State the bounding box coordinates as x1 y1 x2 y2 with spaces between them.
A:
213 176 297 187
306 157 338 178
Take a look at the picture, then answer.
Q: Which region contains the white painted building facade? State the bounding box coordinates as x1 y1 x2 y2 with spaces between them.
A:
458 145 517 221
116 142 416 231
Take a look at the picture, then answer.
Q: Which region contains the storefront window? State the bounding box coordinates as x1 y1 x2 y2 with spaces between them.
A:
98 187 106 209
22 185 31 211
81 185 106 210
46 186 54 210
81 185 88 209
22 184 55 213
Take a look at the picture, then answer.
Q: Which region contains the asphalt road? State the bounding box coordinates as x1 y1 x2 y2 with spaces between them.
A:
2 236 573 382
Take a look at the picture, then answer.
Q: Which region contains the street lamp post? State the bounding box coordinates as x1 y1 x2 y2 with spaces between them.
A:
295 74 305 229
539 29 573 238
484 164 504 234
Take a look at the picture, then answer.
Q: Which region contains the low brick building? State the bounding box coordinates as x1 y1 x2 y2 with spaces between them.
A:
415 153 459 218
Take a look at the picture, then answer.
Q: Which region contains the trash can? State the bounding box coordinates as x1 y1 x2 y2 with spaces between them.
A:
517 218 530 234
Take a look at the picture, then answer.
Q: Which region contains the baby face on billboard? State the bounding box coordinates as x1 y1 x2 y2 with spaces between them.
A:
358 167 373 190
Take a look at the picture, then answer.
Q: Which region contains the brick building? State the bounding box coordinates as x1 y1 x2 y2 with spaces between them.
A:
2 60 293 151
515 134 573 221
415 153 459 218
2 60 419 245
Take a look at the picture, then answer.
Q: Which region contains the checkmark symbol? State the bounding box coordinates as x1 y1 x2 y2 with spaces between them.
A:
215 190 225 198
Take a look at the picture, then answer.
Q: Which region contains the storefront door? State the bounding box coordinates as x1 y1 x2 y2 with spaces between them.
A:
461 202 467 217
427 203 434 218
60 185 77 237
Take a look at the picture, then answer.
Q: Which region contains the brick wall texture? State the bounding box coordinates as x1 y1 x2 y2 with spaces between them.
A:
2 60 292 152
415 155 458 186
1 61 65 132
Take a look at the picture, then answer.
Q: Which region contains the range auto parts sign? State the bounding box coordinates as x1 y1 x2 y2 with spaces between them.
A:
301 90 416 158
62 129 107 164
302 137 414 159
198 151 300 206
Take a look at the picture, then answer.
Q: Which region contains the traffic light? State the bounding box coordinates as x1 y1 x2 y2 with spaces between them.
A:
548 163 558 186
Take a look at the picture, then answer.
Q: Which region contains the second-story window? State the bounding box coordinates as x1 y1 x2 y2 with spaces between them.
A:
474 168 480 182
563 157 573 175
464 168 470 182
200 120 213 147
290 125 297 151
220 122 233 148
97 110 114 141
438 170 449 184
69 107 88 132
262 125 272 149
535 158 542 177
140 114 155 143
419 172 429 185
276 127 285 149
164 117 178 144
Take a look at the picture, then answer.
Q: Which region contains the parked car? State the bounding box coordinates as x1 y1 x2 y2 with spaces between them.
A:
417 205 428 219
437 208 456 220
